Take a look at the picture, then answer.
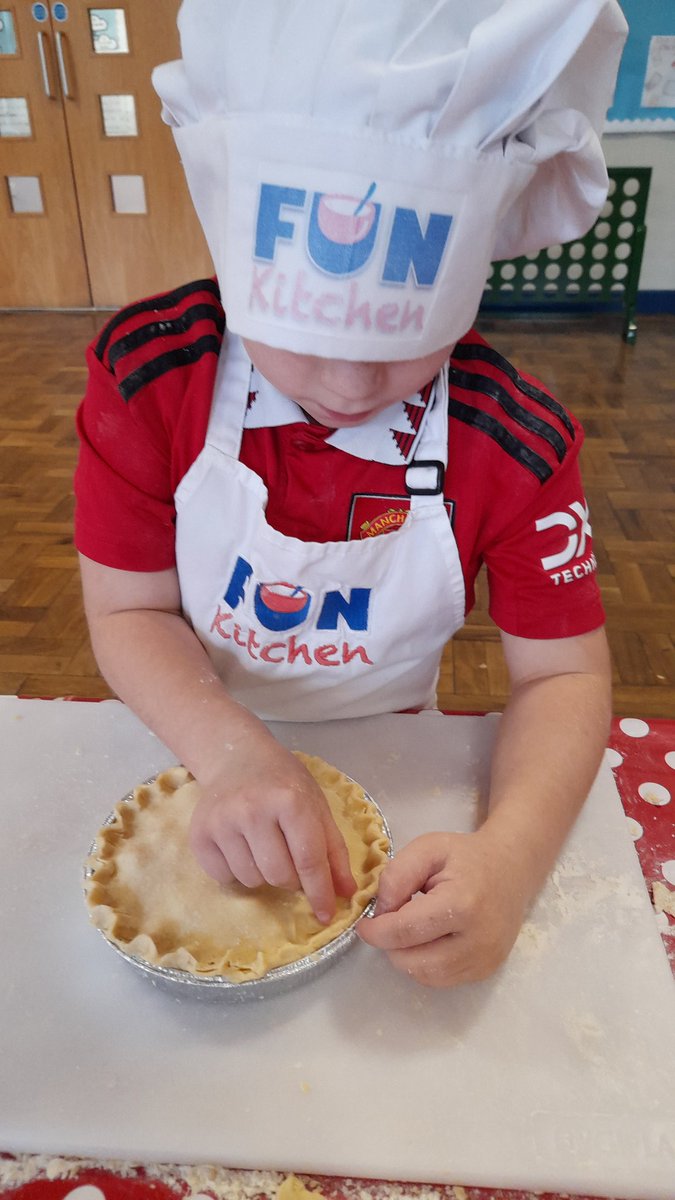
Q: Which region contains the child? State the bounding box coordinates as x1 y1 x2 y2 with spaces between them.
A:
74 0 627 987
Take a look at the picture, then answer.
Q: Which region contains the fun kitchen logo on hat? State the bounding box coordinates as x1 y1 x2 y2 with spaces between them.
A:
248 180 454 338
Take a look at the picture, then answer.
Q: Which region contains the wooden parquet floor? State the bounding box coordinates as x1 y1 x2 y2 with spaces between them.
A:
0 309 673 717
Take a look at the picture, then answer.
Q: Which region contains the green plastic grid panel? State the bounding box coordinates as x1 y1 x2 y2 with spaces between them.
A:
480 167 652 343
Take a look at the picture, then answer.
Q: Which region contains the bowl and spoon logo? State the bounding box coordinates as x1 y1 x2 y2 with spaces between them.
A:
316 182 378 245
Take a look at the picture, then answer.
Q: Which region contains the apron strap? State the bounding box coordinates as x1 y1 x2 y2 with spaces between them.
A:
405 460 445 495
406 365 449 510
205 332 253 459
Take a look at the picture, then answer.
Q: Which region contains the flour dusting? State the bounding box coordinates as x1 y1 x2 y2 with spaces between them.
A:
0 1157 520 1200
0 1155 286 1198
563 1008 606 1067
509 849 648 975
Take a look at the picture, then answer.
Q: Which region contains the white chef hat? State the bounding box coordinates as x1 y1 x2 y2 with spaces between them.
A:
153 0 627 362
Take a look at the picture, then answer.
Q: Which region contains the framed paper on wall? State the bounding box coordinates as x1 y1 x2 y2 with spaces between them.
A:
607 0 675 132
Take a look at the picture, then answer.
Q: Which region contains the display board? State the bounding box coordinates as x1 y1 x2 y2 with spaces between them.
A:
607 0 675 132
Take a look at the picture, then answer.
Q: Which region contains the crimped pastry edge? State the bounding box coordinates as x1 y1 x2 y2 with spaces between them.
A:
84 753 390 981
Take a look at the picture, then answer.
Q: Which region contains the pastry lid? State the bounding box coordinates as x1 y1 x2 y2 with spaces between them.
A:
84 774 393 1002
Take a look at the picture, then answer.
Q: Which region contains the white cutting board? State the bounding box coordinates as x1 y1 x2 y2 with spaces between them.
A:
1 697 675 1199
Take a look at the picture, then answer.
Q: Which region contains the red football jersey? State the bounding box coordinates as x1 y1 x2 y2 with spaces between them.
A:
74 278 604 639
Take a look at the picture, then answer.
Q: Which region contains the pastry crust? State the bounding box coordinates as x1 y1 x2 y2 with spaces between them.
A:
84 753 390 981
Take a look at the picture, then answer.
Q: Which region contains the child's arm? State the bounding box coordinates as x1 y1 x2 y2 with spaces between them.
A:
79 554 355 923
358 626 612 986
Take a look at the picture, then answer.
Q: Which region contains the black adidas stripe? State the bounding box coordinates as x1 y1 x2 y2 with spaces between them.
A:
108 303 225 371
118 334 222 403
449 366 567 464
95 278 221 363
452 342 575 440
447 397 553 483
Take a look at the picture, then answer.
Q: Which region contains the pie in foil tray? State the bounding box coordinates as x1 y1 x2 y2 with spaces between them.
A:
84 752 391 984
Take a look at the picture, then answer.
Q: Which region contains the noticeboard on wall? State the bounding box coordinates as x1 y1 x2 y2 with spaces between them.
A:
607 0 675 132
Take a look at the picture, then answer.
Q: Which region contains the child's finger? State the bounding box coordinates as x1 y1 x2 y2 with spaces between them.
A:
386 937 468 989
370 838 441 916
358 889 458 950
254 824 302 892
321 808 357 898
282 810 337 924
221 832 266 889
190 831 236 888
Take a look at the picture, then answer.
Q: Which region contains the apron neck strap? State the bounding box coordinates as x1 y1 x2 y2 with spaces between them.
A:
406 364 449 508
206 332 253 459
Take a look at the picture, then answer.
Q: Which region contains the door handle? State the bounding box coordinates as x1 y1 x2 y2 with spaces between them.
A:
37 31 55 99
55 32 72 99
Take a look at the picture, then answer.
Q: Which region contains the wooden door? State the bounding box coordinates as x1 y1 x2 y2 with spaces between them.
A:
54 0 213 306
0 2 91 307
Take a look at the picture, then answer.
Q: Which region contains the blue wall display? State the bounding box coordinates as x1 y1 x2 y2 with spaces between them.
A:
0 10 18 51
607 0 675 131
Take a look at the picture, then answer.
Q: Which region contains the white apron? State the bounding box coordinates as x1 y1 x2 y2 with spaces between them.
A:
175 335 465 722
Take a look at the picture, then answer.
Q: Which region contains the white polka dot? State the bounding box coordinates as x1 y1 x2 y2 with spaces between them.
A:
606 748 623 769
638 782 671 807
662 860 675 886
655 911 671 934
665 751 675 770
625 817 643 840
63 1189 107 1200
625 817 643 841
619 718 650 738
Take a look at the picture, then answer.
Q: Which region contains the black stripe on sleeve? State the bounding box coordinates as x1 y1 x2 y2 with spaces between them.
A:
118 334 223 403
452 342 575 440
108 303 225 370
449 366 567 463
95 278 221 363
447 396 553 483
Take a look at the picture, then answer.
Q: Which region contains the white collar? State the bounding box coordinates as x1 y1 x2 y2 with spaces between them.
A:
244 365 436 466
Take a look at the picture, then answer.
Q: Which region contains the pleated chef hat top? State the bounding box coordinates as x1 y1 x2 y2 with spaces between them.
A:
153 0 627 362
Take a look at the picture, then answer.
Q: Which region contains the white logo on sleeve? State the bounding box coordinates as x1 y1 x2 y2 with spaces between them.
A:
535 500 597 585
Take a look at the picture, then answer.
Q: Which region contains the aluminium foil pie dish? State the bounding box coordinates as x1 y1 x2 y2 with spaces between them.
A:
83 753 393 1000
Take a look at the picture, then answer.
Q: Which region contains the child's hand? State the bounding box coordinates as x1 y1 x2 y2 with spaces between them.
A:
357 830 530 987
189 734 356 924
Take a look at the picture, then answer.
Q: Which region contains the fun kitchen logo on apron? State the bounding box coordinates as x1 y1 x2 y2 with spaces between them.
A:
209 555 374 669
249 181 453 338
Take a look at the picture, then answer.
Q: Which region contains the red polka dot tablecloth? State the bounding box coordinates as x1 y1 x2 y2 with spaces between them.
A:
606 716 675 971
2 716 674 1200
